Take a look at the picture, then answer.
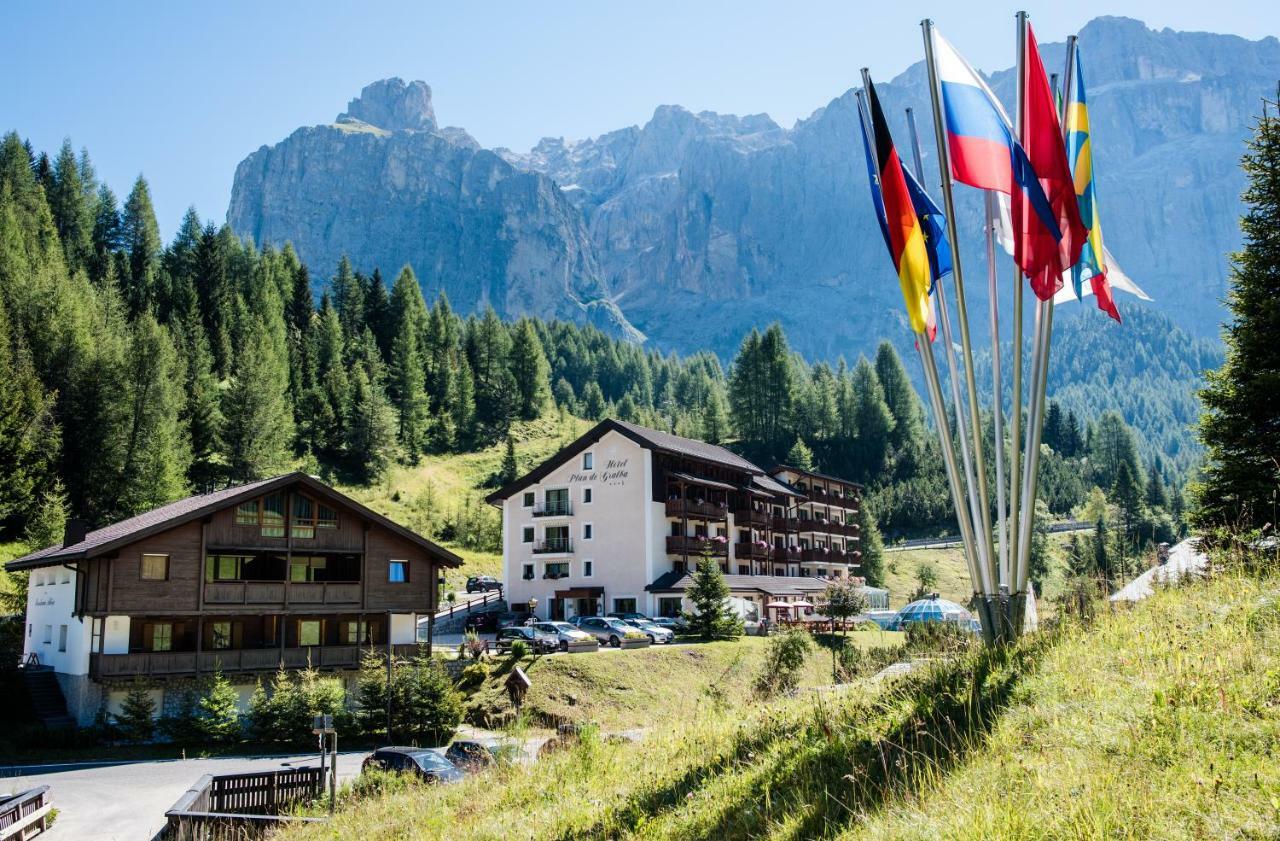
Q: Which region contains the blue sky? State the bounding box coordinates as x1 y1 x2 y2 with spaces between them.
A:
3 1 1276 239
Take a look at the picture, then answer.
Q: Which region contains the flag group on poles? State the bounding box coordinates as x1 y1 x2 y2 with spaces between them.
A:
855 11 1148 644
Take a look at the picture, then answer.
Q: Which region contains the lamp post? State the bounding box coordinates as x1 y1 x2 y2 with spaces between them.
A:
527 598 538 624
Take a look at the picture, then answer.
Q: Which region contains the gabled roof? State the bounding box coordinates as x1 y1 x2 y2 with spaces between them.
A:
485 418 761 505
770 465 865 490
6 472 462 571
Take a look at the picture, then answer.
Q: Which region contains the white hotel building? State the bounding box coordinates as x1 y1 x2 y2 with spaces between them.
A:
486 419 868 622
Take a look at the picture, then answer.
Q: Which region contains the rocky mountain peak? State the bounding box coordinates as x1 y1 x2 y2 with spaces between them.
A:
337 78 437 132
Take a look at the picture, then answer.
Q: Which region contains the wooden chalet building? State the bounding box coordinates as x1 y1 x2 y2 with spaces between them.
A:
6 472 460 726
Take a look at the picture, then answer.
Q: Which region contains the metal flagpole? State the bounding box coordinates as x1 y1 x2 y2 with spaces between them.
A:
904 105 995 603
1014 31 1076 628
856 88 987 639
985 191 1009 597
921 19 1000 632
1006 10 1028 638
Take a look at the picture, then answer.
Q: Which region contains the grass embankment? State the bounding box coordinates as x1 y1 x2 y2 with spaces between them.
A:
463 631 903 731
277 572 1280 841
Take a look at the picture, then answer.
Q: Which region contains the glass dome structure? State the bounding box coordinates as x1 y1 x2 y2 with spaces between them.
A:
890 594 975 630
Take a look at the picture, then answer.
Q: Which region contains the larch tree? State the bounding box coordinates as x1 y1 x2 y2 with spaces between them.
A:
223 314 295 482
510 318 550 420
120 175 162 318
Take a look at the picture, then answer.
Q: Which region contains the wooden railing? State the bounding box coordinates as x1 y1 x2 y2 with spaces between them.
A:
202 580 360 607
166 768 327 840
665 499 729 520
0 787 50 841
666 535 728 556
91 644 422 678
771 516 800 532
733 542 770 560
433 588 503 620
772 546 802 563
733 508 769 528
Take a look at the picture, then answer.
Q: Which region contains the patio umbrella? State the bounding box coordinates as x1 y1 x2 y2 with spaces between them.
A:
791 600 815 609
765 602 792 609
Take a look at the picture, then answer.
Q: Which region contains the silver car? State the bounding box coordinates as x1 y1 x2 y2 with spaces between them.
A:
532 621 598 652
625 619 674 644
575 616 642 647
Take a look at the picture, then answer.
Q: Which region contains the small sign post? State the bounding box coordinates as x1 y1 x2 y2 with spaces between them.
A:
505 666 531 713
312 714 337 814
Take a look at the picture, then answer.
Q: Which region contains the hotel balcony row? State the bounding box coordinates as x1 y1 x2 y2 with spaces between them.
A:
202 580 361 608
771 517 861 537
798 488 861 509
665 539 859 566
90 643 423 679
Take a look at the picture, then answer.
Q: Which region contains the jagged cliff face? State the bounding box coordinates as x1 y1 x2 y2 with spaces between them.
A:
227 80 642 341
228 18 1280 357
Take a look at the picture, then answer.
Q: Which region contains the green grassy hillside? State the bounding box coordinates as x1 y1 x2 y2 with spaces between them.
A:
279 571 1280 841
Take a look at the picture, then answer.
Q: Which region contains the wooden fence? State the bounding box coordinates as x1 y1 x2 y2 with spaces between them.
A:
165 767 328 840
0 787 50 841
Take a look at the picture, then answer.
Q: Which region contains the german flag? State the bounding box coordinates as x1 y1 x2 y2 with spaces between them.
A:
865 77 932 335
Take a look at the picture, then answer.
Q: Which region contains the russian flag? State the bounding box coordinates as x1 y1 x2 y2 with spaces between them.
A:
931 29 1060 276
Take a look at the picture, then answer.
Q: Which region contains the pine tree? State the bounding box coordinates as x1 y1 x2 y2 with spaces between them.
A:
701 384 729 444
468 308 517 437
582 381 607 421
850 357 893 481
176 310 224 489
196 670 242 744
1094 518 1112 588
194 222 234 376
1194 104 1280 531
874 341 924 457
500 437 519 484
509 319 550 420
48 139 94 276
89 183 122 285
223 322 295 481
120 175 162 317
857 500 886 587
24 478 68 549
1028 499 1051 590
345 366 397 483
1088 412 1142 491
116 680 157 742
785 438 815 470
1112 461 1144 552
683 548 743 640
356 650 388 737
331 256 365 340
0 299 61 535
1146 463 1168 510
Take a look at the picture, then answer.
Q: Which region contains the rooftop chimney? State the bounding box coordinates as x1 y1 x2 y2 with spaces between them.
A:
63 517 89 548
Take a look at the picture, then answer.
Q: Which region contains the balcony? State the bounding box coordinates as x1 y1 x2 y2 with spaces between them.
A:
90 644 423 678
772 546 802 563
533 501 573 517
532 538 573 554
665 499 729 520
203 581 361 607
734 541 771 560
667 535 728 556
802 548 856 565
771 516 800 533
733 508 769 528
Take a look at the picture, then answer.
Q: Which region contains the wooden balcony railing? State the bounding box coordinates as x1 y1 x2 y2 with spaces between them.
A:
666 535 728 556
733 508 769 528
734 542 771 560
772 546 802 563
665 499 729 520
771 516 800 533
90 643 423 678
202 581 361 607
801 548 855 564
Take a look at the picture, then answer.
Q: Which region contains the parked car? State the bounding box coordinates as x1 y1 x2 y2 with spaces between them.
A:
495 625 559 654
532 621 599 652
650 616 687 632
445 740 521 771
576 616 642 647
497 611 530 627
607 611 652 622
466 575 502 593
625 619 674 644
463 611 500 633
362 747 465 784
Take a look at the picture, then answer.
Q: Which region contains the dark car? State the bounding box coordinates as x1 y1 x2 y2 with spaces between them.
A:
445 740 521 771
466 575 502 594
495 625 559 654
463 611 500 633
362 747 465 784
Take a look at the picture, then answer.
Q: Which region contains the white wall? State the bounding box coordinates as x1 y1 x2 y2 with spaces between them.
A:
503 430 653 618
23 565 91 675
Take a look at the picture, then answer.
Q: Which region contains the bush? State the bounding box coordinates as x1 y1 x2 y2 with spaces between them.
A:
157 687 203 744
903 621 977 656
458 630 487 661
356 650 389 737
246 666 349 746
457 661 490 690
392 654 463 745
115 681 156 743
509 640 529 660
755 628 813 697
196 670 242 744
834 644 901 681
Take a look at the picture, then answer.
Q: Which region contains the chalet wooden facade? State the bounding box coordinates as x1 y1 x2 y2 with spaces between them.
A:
7 472 460 725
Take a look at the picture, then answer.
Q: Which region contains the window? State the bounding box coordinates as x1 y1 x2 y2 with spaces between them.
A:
613 598 637 614
582 487 592 504
522 563 534 580
522 526 535 544
658 597 682 618
582 523 593 540
290 556 328 583
522 492 535 508
738 565 749 575
545 562 569 578
151 623 172 652
141 553 169 581
544 488 569 516
91 618 102 652
299 620 322 647
389 560 409 583
58 625 67 652
582 452 593 470
583 560 593 577
236 494 288 537
211 622 232 650
340 620 368 645
291 495 339 539
42 625 52 644
208 555 244 582
235 500 259 525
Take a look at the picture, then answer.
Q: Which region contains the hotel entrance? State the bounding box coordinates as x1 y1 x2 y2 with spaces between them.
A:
556 586 604 619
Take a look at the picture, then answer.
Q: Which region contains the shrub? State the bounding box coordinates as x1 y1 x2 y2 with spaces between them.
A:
392 654 463 745
458 630 487 660
157 687 203 744
247 666 349 745
457 661 490 690
755 628 813 697
903 621 977 656
356 650 389 737
509 640 529 660
115 680 156 743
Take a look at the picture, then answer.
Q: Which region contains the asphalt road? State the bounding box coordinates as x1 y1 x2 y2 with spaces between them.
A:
1 750 365 841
